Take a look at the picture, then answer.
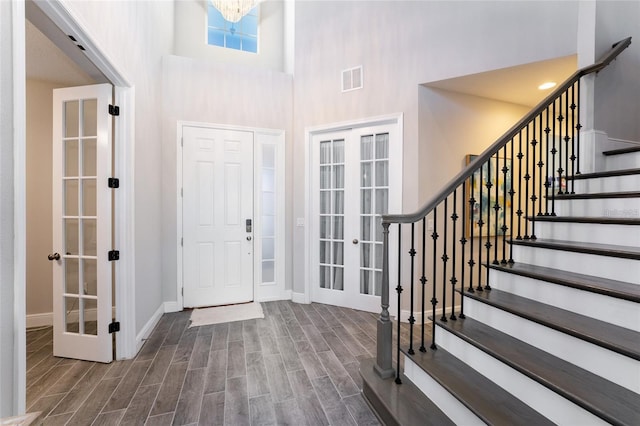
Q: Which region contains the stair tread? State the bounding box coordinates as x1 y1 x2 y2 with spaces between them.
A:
404 346 554 426
603 146 640 156
509 238 640 260
360 358 455 426
489 262 640 303
555 190 640 199
529 215 640 225
568 167 640 180
463 288 640 359
437 317 640 426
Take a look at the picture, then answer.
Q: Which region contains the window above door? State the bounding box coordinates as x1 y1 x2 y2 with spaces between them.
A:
206 3 259 53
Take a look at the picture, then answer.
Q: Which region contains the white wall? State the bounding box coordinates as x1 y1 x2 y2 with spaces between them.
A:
418 88 531 202
291 0 580 295
593 0 640 142
62 0 175 337
173 0 286 71
160 55 293 302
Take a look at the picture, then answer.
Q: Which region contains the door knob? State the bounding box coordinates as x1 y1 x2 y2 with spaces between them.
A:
352 239 359 244
48 253 61 261
247 236 252 241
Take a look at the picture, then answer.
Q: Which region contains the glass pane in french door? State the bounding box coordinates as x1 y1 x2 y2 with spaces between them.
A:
360 133 389 296
319 139 345 291
63 98 99 335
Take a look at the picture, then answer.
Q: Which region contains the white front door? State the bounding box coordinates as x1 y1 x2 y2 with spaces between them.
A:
311 124 400 313
182 126 254 308
52 83 113 363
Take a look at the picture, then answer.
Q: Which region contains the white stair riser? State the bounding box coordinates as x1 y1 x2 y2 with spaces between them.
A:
554 198 640 218
435 328 609 426
490 269 640 333
511 245 640 284
534 221 640 246
464 297 640 393
403 356 484 426
574 174 640 194
605 152 640 170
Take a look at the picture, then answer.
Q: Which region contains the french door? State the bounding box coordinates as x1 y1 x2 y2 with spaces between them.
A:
182 126 254 308
311 124 400 313
51 84 114 363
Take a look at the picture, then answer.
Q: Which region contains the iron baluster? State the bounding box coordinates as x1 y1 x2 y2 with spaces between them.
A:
516 132 523 240
564 90 570 194
523 125 531 239
408 223 416 355
576 79 582 176
419 217 427 353
551 99 557 215
441 198 448 322
557 95 565 195
430 207 438 350
570 83 577 193
508 141 515 264
467 174 476 293
544 107 551 216
395 227 402 384
450 190 458 321
493 152 500 265
537 114 544 216
484 160 492 290
530 119 538 240
460 184 468 317
501 145 508 264
477 165 484 292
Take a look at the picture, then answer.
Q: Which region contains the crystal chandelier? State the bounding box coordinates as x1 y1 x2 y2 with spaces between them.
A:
211 0 260 23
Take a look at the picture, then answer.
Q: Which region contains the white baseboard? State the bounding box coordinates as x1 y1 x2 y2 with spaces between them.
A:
256 290 292 303
163 301 181 313
136 303 165 353
27 306 118 329
26 312 53 328
291 291 308 304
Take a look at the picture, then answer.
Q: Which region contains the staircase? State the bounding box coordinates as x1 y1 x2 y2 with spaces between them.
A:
360 38 640 426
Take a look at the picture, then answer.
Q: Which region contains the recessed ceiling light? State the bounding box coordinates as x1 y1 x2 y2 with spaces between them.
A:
538 82 557 90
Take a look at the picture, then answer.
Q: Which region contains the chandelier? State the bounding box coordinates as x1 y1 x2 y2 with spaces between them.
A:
211 0 260 23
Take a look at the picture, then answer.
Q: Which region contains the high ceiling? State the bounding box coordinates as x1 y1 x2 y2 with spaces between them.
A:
424 55 577 107
25 0 576 108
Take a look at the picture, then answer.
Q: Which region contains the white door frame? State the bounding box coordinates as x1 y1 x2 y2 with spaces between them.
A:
14 0 136 371
304 113 404 306
176 121 287 310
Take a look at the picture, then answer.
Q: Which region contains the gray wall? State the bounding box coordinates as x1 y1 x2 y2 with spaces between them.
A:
593 1 640 142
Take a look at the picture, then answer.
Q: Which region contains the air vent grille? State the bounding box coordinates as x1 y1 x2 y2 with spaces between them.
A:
342 66 363 92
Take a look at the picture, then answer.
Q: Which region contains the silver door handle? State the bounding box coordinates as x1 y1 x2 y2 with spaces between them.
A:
48 252 61 261
352 239 359 244
247 236 252 241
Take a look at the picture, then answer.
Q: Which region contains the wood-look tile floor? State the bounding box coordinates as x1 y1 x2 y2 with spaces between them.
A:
26 301 385 425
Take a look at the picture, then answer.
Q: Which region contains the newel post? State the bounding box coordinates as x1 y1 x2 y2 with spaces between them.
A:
374 221 395 379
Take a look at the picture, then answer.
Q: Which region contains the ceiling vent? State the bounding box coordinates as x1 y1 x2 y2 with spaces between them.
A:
342 66 363 92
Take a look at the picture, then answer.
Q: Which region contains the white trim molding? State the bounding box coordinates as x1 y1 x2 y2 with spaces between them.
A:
135 303 165 354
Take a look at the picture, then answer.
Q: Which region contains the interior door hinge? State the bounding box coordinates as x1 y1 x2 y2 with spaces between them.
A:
109 104 120 116
181 137 183 147
181 188 183 197
108 177 120 188
108 321 120 333
181 237 183 247
108 250 120 261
